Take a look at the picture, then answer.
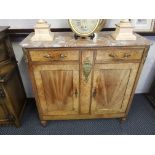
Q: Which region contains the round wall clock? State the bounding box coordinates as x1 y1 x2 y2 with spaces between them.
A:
69 19 104 38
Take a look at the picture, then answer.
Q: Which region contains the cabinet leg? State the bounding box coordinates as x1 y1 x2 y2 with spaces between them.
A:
120 117 127 123
9 115 21 128
15 121 21 128
41 121 47 127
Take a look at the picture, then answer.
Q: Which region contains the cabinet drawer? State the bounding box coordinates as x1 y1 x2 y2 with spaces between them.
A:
29 50 79 62
96 48 143 62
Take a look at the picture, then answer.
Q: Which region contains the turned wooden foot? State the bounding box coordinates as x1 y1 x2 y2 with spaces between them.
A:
41 121 47 127
120 117 127 123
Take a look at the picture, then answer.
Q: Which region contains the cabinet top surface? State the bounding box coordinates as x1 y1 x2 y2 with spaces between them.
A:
0 26 9 33
20 32 152 48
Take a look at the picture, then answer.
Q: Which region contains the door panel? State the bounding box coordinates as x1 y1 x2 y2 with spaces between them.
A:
91 63 139 114
33 64 79 115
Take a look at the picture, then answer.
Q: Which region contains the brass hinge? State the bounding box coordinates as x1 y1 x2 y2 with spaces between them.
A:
0 88 5 98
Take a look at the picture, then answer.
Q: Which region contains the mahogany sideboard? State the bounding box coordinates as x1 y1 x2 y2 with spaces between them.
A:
21 32 151 126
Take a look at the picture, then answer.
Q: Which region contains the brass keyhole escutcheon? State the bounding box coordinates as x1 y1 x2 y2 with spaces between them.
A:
83 57 92 82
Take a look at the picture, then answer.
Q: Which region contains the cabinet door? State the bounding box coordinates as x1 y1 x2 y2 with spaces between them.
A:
33 64 79 115
91 63 139 114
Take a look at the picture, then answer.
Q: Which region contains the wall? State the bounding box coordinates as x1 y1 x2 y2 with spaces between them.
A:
135 36 155 93
0 19 120 28
12 42 33 97
0 19 154 97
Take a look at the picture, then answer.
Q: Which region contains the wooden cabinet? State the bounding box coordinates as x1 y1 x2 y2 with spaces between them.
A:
21 32 151 126
0 27 26 127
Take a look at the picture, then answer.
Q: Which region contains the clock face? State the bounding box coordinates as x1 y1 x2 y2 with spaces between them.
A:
69 19 100 37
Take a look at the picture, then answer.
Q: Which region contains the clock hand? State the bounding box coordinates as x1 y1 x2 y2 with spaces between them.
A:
81 20 87 29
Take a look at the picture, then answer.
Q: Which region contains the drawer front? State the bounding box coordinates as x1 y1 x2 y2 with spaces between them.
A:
29 50 79 62
96 48 143 62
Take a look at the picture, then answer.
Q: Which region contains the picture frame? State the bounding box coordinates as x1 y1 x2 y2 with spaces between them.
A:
131 19 155 32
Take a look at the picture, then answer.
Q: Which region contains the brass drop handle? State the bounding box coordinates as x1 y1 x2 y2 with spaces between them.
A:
59 54 67 59
44 53 67 60
93 88 97 98
123 53 131 59
44 54 51 59
109 53 117 58
109 53 131 59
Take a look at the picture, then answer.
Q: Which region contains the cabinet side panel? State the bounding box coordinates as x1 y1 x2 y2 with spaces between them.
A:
4 68 26 116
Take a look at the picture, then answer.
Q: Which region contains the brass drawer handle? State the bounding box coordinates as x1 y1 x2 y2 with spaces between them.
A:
60 54 67 59
109 53 117 58
123 53 131 59
109 53 131 60
44 54 51 59
44 53 67 60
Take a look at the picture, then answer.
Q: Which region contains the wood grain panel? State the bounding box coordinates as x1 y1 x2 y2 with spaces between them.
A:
29 50 79 62
41 70 73 111
33 64 79 115
91 63 139 114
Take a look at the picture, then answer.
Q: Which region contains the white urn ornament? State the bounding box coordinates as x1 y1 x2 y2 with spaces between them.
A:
31 19 54 41
112 19 136 40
